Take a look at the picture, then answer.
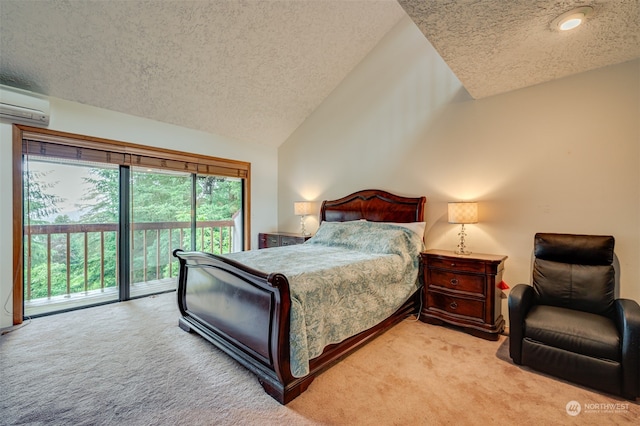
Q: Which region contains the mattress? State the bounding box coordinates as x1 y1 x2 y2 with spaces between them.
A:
224 220 424 377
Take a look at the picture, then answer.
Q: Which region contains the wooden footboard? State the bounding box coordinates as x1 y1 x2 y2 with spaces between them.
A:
173 249 305 403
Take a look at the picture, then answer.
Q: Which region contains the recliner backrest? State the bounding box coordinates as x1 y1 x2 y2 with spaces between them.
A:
532 233 616 318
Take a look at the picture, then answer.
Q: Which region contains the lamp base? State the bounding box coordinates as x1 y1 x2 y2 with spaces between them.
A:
299 215 308 236
455 224 472 255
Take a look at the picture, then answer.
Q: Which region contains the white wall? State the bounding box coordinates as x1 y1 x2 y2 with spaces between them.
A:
278 16 640 319
0 97 279 328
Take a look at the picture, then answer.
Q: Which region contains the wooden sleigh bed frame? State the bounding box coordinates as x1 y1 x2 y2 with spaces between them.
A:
173 189 426 404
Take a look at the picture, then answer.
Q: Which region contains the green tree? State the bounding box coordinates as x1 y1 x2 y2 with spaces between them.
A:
196 176 242 221
130 171 192 222
79 168 119 223
23 170 63 223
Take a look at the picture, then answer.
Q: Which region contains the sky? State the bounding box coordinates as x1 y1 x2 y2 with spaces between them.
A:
26 159 105 221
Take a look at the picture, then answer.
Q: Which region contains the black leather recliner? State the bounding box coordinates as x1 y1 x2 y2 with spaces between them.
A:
509 233 640 399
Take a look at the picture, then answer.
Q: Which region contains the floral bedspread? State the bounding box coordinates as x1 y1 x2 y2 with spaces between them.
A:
224 220 424 377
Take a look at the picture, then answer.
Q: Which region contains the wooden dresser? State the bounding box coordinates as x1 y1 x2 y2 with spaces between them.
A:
258 232 312 249
419 249 507 341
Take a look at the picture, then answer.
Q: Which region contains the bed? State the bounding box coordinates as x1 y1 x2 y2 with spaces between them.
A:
173 189 426 404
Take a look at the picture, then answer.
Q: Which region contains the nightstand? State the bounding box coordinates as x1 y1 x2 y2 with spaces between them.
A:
419 249 507 341
258 232 312 249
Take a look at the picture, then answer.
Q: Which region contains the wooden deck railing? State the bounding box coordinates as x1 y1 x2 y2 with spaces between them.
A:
24 220 235 300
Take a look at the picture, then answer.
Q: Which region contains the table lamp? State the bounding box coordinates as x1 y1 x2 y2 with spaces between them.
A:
294 201 313 235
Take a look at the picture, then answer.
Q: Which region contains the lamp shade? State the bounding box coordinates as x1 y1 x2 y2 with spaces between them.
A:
448 202 478 224
294 201 314 216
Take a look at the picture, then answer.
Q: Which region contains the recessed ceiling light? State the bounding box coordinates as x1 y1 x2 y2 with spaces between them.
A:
551 6 594 31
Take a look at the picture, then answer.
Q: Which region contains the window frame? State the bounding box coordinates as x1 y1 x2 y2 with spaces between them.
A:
12 124 251 324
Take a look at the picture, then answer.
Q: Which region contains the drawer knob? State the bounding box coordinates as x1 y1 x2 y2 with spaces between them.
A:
450 278 458 286
451 263 456 267
450 301 458 310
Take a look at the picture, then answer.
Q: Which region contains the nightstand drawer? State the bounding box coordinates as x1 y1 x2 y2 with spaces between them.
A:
265 235 280 247
428 269 486 295
428 256 486 273
258 232 312 249
280 236 304 246
427 292 485 322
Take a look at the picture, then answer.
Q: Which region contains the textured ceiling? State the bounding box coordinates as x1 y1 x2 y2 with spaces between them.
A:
399 0 640 99
1 1 639 147
0 0 405 147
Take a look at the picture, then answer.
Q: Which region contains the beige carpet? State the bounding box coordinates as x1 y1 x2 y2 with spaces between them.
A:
1 292 637 425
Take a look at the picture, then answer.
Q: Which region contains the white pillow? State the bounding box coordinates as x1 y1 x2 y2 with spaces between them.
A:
376 221 426 238
319 220 425 239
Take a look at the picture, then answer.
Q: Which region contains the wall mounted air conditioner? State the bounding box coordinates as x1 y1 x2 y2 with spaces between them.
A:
0 84 50 127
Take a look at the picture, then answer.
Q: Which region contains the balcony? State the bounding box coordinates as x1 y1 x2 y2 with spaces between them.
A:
23 218 240 316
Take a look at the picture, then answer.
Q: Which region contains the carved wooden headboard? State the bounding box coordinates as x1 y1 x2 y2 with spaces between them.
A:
320 189 425 223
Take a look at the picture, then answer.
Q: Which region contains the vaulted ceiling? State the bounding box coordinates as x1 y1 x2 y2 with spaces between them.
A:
399 0 640 99
1 1 638 148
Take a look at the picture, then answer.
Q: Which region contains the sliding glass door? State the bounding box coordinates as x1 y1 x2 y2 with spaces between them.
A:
15 127 250 323
23 162 245 316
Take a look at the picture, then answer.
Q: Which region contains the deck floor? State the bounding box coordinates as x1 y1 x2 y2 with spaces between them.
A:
24 278 177 317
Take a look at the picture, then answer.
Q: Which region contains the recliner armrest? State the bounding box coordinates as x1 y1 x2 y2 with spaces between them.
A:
615 298 640 399
508 284 535 365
